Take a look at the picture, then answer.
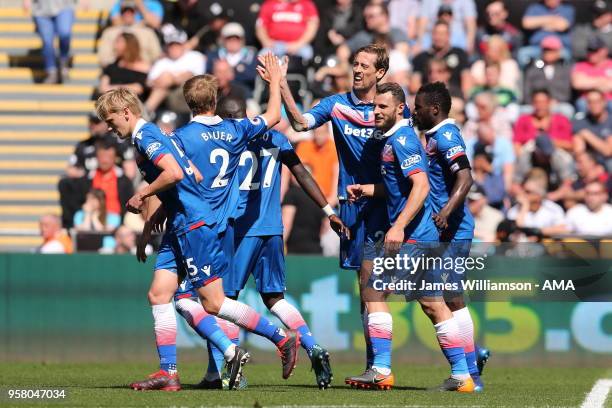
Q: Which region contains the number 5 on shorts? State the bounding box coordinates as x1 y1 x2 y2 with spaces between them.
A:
185 257 198 277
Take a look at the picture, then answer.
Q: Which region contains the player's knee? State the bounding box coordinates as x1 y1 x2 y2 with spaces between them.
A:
419 300 445 320
201 297 223 315
147 289 172 305
445 297 465 312
261 292 284 309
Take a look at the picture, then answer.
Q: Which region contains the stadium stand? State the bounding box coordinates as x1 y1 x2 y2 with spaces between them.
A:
0 7 104 251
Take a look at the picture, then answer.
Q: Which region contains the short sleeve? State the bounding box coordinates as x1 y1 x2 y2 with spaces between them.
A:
109 1 121 18
272 131 294 153
436 126 469 170
257 1 273 27
392 135 427 178
135 128 172 165
238 116 269 142
303 96 335 129
304 1 319 19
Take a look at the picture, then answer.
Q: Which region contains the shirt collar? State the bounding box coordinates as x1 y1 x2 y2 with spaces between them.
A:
384 118 411 137
425 118 456 135
350 90 373 105
131 118 147 143
191 115 223 125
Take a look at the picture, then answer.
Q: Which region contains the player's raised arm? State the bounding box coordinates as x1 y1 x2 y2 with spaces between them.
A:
256 52 282 129
281 150 350 239
257 55 310 132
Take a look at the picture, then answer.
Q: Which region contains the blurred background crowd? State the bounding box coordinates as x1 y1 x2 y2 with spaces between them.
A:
29 0 612 255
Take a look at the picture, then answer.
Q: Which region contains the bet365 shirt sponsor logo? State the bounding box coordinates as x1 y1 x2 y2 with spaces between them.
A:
343 124 384 139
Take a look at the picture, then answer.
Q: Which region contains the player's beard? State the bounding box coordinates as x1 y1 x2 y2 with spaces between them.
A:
375 114 395 133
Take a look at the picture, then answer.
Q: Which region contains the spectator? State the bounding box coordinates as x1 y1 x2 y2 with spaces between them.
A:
464 92 512 140
564 181 612 236
472 150 506 209
312 60 353 98
465 94 515 188
573 90 612 173
58 138 134 228
476 0 523 58
387 0 421 47
315 0 363 59
24 0 77 83
206 23 258 91
65 117 136 180
256 0 319 62
295 123 338 205
98 32 150 99
145 25 205 115
337 2 409 63
507 178 566 237
470 35 521 97
449 96 467 126
156 110 178 135
214 59 249 103
571 36 612 112
109 0 163 30
571 0 612 62
513 89 573 153
113 225 152 254
468 185 504 242
417 0 477 55
523 35 572 107
73 189 121 232
161 0 215 52
97 2 161 67
37 214 73 254
554 151 611 208
426 58 462 98
514 134 575 198
410 21 471 97
519 0 574 67
282 181 324 254
468 62 519 121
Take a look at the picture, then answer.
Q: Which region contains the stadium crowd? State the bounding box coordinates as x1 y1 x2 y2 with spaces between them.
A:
39 0 612 254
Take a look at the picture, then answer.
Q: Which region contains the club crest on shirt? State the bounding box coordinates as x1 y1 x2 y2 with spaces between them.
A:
425 137 438 155
381 143 394 162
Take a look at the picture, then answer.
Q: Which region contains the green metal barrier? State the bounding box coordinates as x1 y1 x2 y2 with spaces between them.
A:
1 254 611 364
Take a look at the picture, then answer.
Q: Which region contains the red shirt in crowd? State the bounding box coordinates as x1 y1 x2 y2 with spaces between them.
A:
92 169 121 215
513 113 573 146
572 59 612 100
257 0 318 43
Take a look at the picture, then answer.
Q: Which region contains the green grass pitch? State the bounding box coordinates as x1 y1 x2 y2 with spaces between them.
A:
0 362 609 407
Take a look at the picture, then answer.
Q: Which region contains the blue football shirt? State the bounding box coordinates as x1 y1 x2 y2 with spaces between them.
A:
380 119 438 242
131 119 215 235
424 118 475 240
234 129 294 237
173 115 268 232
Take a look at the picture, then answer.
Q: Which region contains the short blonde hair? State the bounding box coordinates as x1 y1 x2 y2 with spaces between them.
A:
95 88 142 120
183 74 218 115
